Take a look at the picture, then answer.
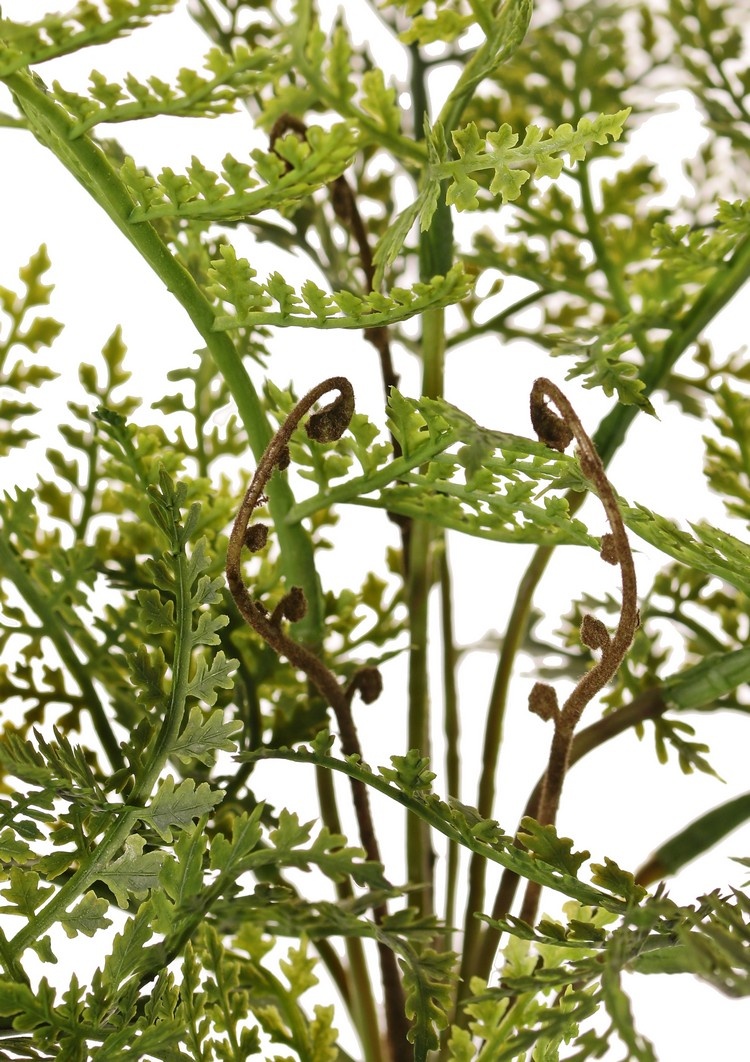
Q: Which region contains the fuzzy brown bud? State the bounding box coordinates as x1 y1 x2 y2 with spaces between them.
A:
528 682 560 723
350 666 383 705
244 524 269 552
580 614 611 652
306 387 355 443
282 586 307 623
530 382 574 452
276 445 291 471
600 533 618 565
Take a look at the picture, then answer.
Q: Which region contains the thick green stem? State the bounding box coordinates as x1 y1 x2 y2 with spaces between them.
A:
405 517 435 917
6 67 324 646
439 546 460 950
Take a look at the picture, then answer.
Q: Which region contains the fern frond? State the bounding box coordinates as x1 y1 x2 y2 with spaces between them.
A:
432 110 631 213
123 122 359 222
208 252 472 331
0 0 177 77
53 44 280 137
0 246 62 456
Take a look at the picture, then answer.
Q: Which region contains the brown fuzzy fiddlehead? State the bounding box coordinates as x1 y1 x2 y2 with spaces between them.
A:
520 378 639 924
226 376 412 1061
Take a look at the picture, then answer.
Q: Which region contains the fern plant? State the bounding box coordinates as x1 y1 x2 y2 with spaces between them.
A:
1 0 750 1059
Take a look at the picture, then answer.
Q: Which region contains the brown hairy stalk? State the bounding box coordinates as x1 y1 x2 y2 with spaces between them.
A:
226 377 412 1062
519 378 639 925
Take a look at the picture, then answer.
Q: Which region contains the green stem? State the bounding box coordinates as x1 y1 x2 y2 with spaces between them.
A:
439 546 460 950
5 67 324 646
0 536 122 769
593 231 750 466
405 517 435 918
577 159 656 364
404 294 449 919
314 765 384 1062
457 542 554 1003
8 513 195 956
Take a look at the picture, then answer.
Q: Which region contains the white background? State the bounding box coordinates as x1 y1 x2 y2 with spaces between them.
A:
1 1 750 1058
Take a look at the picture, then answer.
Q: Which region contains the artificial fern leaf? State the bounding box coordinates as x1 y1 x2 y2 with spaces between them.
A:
517 818 590 878
433 110 630 211
141 775 223 842
97 835 165 907
0 866 54 917
0 0 178 77
397 941 456 1057
288 391 600 549
621 502 750 596
209 253 472 330
125 123 358 222
169 706 242 765
704 382 750 525
100 903 155 991
399 9 473 46
185 650 237 707
0 246 62 456
375 105 626 280
54 44 280 136
589 857 647 904
60 891 112 938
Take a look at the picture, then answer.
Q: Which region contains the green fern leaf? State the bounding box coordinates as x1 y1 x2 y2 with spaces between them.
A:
60 891 113 938
0 866 54 916
0 0 178 77
0 246 62 455
185 649 238 706
170 706 242 765
434 110 630 210
141 775 223 842
97 836 165 907
518 818 590 879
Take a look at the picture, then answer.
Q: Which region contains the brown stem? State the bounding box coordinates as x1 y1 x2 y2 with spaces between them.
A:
226 376 412 1061
475 686 668 978
269 115 411 571
520 378 639 925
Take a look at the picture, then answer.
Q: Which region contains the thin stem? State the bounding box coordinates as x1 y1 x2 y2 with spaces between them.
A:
457 543 553 1002
315 765 385 1062
519 378 638 924
446 289 548 350
475 686 669 980
226 377 412 1062
440 547 460 951
0 536 122 770
577 160 656 365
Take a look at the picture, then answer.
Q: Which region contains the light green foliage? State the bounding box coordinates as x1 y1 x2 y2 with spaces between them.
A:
208 252 473 330
0 1 179 77
123 122 360 222
435 110 630 212
54 44 281 136
2 0 750 1060
0 245 62 456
